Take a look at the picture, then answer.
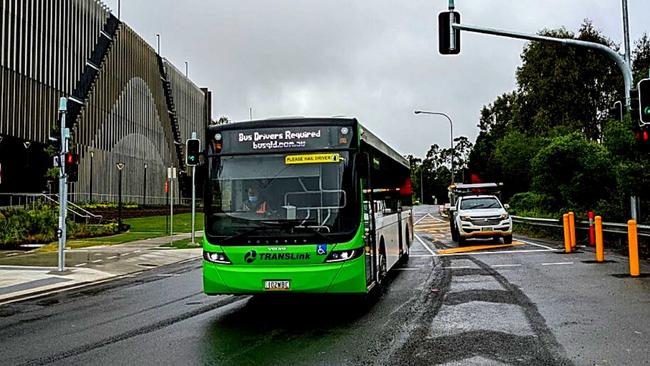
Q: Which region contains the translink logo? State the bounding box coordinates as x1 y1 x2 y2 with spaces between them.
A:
244 250 257 263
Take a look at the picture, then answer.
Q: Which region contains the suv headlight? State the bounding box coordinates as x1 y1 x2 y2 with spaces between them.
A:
500 213 510 220
460 215 472 222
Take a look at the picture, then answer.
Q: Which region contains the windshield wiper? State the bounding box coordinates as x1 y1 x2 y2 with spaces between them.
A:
260 220 334 243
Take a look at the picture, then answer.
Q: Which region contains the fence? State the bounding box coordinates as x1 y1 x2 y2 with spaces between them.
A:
512 215 650 238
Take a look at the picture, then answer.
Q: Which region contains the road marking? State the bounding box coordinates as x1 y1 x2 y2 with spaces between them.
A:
91 259 103 263
541 262 574 266
515 238 556 251
410 254 436 257
414 234 437 256
134 250 142 253
395 267 422 271
155 273 182 277
74 263 87 267
426 213 445 222
414 215 431 225
436 249 553 257
107 256 118 260
442 266 473 270
437 243 524 255
492 264 522 268
6 253 20 257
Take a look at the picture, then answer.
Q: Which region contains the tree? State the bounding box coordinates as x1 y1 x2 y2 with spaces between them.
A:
493 131 546 198
632 34 650 85
512 21 623 140
531 133 614 211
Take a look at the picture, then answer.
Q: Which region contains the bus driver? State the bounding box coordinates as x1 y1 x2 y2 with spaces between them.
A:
242 185 269 215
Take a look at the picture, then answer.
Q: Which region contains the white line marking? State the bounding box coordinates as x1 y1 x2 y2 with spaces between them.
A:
426 213 445 222
492 264 522 268
133 250 142 253
414 234 437 256
107 256 118 260
410 254 436 257
442 266 473 270
74 263 87 267
91 259 103 263
541 262 574 266
436 249 553 257
395 268 422 271
414 215 430 225
515 238 556 251
6 253 20 257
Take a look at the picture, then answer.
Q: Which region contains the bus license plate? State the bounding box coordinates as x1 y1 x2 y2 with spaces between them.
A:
481 227 492 232
264 280 290 291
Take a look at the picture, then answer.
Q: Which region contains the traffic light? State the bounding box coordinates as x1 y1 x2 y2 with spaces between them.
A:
630 88 640 123
438 11 461 55
186 138 201 166
633 126 650 152
639 78 650 124
66 152 79 182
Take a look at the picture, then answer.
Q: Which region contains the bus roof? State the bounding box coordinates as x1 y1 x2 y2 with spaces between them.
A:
359 124 409 169
208 117 409 169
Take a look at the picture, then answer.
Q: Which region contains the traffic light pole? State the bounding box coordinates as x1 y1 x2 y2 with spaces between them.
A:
191 165 196 244
450 23 633 109
57 98 69 272
447 20 636 219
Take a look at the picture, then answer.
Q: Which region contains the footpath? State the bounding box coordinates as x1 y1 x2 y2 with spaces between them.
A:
0 232 202 305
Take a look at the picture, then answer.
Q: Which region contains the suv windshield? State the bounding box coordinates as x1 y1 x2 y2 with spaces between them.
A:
460 197 501 210
206 151 359 244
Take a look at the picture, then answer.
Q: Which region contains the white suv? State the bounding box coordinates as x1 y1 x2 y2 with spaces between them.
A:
451 195 512 245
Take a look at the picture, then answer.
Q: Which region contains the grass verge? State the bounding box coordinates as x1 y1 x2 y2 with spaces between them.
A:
37 213 204 252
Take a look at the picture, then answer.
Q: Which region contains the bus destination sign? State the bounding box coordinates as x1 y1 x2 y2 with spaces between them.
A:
221 126 352 153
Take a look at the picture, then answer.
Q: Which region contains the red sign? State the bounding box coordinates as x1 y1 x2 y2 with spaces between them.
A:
164 180 169 193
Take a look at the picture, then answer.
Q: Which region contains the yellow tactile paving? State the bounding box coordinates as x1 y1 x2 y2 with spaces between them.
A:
436 242 523 255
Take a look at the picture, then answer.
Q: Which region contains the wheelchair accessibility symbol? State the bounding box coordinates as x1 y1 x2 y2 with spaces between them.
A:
316 244 327 256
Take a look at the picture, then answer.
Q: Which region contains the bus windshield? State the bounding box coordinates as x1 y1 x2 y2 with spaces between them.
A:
206 151 359 244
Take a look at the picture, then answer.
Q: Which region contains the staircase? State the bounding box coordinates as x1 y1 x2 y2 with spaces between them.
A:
67 14 121 127
156 57 187 196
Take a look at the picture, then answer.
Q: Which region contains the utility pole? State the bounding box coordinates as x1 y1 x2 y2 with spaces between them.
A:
57 98 70 273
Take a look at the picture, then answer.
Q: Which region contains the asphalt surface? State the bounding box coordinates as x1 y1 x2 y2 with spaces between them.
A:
1 205 649 365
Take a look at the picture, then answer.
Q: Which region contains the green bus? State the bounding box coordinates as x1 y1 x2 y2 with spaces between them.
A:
202 117 413 294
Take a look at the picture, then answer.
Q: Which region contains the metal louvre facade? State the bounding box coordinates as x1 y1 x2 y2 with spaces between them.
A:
0 0 211 203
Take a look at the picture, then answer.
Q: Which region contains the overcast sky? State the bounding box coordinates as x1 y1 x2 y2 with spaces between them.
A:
102 0 649 158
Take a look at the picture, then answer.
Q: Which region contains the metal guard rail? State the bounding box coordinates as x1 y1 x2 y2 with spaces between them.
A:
512 215 650 238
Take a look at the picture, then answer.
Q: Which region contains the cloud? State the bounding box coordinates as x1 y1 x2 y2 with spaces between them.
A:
102 0 648 157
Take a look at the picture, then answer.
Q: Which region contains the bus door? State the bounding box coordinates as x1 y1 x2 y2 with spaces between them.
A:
397 199 403 255
363 199 377 286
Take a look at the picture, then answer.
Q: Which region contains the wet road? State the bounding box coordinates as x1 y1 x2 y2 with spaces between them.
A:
1 205 649 365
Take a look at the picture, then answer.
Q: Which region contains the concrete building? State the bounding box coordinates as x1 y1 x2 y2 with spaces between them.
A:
0 0 211 204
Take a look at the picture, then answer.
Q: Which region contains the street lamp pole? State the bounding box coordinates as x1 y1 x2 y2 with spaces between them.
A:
143 163 148 206
89 150 94 202
156 34 161 54
116 162 125 230
420 167 424 204
414 110 455 184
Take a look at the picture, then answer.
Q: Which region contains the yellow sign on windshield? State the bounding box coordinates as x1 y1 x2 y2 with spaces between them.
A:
285 153 341 165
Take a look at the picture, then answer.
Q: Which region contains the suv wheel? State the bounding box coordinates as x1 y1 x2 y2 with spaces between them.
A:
504 235 513 244
458 236 467 246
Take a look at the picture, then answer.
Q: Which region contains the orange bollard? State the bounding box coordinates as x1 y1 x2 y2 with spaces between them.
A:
563 214 572 253
628 220 640 277
568 212 577 249
595 216 604 262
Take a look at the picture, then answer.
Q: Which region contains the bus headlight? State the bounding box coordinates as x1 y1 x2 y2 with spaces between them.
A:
325 248 363 263
203 251 231 264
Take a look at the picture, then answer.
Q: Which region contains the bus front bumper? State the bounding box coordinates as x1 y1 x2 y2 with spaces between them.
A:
203 256 367 294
